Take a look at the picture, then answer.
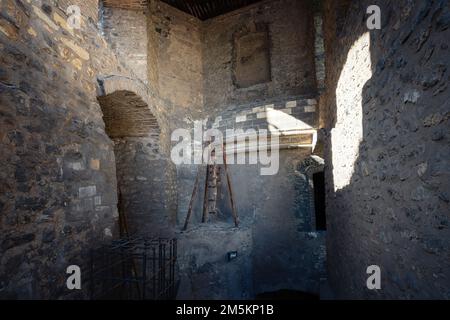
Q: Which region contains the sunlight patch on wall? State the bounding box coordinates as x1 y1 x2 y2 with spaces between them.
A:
267 108 318 151
266 108 314 132
331 32 372 191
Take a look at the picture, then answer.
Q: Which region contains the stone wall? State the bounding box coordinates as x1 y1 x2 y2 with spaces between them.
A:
177 226 254 299
175 91 325 297
144 0 318 127
0 0 175 298
321 0 450 299
202 0 317 115
175 95 320 231
165 0 323 298
114 136 174 237
102 7 148 84
177 150 326 298
147 0 204 126
229 150 326 296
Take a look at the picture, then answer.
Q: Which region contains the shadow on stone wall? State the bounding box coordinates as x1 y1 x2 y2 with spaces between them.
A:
323 0 450 299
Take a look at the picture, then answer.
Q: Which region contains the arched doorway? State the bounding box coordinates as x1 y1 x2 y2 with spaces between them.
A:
97 90 168 237
298 155 326 231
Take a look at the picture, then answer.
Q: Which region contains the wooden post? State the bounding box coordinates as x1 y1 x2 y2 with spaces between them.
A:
201 165 210 223
223 145 239 227
183 169 201 231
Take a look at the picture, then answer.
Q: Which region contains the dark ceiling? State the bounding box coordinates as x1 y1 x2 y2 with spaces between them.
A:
102 1 266 20
160 0 264 20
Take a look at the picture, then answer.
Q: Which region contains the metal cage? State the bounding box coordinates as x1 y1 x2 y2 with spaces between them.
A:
89 237 177 300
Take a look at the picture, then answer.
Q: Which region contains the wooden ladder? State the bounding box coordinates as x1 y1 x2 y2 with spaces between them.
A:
183 143 239 230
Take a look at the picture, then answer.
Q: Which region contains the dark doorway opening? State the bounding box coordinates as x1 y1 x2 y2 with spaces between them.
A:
313 172 326 230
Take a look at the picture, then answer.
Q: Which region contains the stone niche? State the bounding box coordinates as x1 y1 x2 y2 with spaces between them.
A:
232 22 271 88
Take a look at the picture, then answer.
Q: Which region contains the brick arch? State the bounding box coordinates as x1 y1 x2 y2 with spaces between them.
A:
97 75 164 137
97 90 159 138
96 75 173 237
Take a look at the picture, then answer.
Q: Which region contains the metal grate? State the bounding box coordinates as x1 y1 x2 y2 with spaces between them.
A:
89 237 177 300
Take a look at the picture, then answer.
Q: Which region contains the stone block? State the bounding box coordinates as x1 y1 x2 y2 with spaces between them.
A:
94 196 102 206
304 105 316 113
60 38 90 60
32 5 59 31
257 112 267 119
78 186 96 198
0 17 19 40
286 101 297 108
252 106 265 113
67 162 84 171
307 99 317 105
90 159 100 170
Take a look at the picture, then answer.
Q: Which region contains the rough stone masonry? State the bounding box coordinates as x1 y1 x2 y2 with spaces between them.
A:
0 0 449 300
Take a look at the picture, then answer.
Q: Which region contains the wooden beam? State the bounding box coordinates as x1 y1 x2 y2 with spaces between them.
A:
183 169 201 231
223 147 239 227
201 165 210 223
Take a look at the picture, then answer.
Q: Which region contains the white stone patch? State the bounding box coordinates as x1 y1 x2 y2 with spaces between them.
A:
280 108 292 115
257 112 267 119
136 176 148 181
417 163 428 177
78 185 96 198
68 162 84 170
307 99 317 105
104 228 113 238
236 115 247 123
253 106 265 113
403 90 421 104
307 232 318 239
304 105 316 113
94 196 102 206
286 101 297 108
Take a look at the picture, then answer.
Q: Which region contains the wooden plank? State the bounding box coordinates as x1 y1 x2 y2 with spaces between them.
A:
182 168 201 231
201 165 210 223
222 146 239 227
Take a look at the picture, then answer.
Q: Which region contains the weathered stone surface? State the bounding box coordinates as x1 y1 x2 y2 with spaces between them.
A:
321 0 450 299
3 0 447 301
147 1 204 126
203 0 317 116
102 7 148 84
0 0 175 299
